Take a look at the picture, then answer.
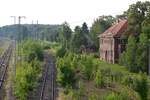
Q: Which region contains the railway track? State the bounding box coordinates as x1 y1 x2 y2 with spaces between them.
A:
0 43 13 90
39 52 56 100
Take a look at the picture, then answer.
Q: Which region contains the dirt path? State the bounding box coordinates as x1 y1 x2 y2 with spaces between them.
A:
29 51 57 100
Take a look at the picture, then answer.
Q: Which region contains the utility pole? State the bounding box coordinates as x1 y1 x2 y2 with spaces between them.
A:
36 20 38 40
31 20 34 40
148 45 150 75
18 16 26 66
10 16 17 77
10 16 16 24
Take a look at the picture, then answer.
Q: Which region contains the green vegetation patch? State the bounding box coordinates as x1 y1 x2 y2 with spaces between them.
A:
56 52 150 100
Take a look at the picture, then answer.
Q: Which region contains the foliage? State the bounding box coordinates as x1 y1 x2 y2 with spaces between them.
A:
135 33 149 73
103 87 140 100
88 93 99 100
71 22 92 52
59 22 72 49
120 32 149 73
56 45 67 57
104 93 121 100
133 73 149 100
94 69 105 87
15 40 43 100
15 60 42 100
22 40 44 62
42 41 51 49
120 35 137 72
56 51 150 99
80 54 97 80
56 54 76 88
71 26 82 52
126 1 150 36
122 73 149 100
61 22 72 41
142 18 150 39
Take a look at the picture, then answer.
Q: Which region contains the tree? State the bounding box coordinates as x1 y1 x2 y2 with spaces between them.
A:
126 1 150 36
90 16 115 50
71 23 91 52
136 33 148 73
61 22 72 41
142 17 150 39
81 22 91 47
125 35 137 72
23 40 43 62
71 26 82 52
60 22 72 49
82 22 89 35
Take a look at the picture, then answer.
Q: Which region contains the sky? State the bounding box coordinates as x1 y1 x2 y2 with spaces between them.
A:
0 0 148 28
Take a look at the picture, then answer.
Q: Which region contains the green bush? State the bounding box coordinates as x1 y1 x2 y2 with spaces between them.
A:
80 54 97 80
104 92 130 100
23 40 44 62
56 45 67 57
133 73 149 100
121 73 149 100
15 60 42 100
56 55 76 88
104 93 120 100
43 43 51 49
94 69 105 87
56 52 150 99
15 40 43 100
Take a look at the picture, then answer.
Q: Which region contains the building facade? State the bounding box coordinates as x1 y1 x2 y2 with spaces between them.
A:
99 20 128 63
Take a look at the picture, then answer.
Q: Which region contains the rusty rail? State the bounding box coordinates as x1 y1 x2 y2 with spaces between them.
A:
0 44 13 89
40 53 55 100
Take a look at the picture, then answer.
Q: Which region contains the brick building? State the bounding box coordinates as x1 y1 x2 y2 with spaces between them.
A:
99 19 128 63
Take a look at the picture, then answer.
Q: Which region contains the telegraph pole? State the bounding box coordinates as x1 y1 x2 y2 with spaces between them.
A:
10 16 16 24
18 16 26 66
36 20 38 40
31 20 34 40
148 45 150 75
10 16 17 77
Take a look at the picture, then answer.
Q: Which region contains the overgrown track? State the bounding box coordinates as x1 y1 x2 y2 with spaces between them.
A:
0 43 13 90
40 52 56 100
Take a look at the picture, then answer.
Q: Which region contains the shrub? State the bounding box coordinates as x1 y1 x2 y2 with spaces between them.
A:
80 55 96 80
56 56 76 88
88 93 99 100
23 40 43 62
94 69 105 87
133 73 149 100
43 43 51 49
15 60 41 100
56 45 67 57
104 93 120 100
122 73 149 100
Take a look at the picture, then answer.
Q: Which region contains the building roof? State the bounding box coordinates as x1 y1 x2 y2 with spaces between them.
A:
99 19 128 38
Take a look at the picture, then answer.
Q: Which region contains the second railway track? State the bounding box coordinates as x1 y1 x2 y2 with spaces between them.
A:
40 51 56 100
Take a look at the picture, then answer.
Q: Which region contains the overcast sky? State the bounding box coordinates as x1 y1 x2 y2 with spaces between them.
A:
0 0 148 28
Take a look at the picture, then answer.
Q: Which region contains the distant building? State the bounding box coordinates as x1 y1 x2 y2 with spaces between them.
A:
99 19 128 63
